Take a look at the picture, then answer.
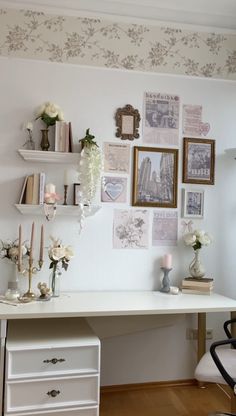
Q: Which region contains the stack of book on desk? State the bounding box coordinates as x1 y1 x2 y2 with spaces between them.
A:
181 277 214 295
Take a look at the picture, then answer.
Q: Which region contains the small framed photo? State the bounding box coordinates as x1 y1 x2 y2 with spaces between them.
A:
132 146 178 208
73 183 81 206
115 104 140 141
183 137 215 185
182 189 204 218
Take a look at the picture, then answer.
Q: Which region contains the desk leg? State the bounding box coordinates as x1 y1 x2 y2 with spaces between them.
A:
197 312 206 362
0 320 7 416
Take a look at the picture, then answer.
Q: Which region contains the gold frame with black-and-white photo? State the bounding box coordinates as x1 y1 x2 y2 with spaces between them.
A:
132 146 178 208
183 137 215 185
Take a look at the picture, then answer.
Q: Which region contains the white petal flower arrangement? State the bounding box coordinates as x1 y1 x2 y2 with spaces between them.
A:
183 229 212 251
35 102 64 128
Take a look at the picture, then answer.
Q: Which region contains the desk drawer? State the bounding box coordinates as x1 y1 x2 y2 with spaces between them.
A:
4 406 98 416
7 346 99 379
5 375 99 413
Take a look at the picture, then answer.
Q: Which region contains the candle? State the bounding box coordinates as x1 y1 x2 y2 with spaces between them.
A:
30 222 35 261
45 183 56 204
64 170 69 186
18 225 22 271
162 254 172 269
39 224 44 262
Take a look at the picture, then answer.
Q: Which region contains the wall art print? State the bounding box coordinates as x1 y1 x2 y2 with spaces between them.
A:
0 8 236 80
113 209 149 249
183 137 215 185
101 176 127 203
132 146 178 208
152 210 178 246
143 92 179 145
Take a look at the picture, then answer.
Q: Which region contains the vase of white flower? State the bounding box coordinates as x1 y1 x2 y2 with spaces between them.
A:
189 249 205 278
35 102 64 151
183 230 212 279
48 236 74 297
49 264 61 297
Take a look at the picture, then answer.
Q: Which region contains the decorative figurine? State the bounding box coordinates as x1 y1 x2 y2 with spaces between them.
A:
37 282 51 301
160 267 172 293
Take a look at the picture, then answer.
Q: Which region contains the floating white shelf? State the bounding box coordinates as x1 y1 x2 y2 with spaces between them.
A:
15 204 101 217
18 149 80 164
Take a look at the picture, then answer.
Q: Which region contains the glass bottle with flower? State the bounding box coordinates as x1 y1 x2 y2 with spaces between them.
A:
183 230 212 278
48 236 74 297
35 102 64 151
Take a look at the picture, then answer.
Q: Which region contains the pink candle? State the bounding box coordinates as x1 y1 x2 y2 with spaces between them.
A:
30 222 35 261
18 225 22 271
162 254 172 269
39 224 44 262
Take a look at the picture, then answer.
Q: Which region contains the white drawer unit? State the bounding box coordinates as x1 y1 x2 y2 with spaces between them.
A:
5 318 100 416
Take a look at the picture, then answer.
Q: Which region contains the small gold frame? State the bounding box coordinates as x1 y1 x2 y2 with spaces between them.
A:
115 104 141 141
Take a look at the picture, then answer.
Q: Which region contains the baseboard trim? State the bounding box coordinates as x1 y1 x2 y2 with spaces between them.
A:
101 379 197 393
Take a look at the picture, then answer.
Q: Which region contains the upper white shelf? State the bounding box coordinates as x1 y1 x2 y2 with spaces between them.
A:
18 149 80 164
15 204 101 217
225 148 236 159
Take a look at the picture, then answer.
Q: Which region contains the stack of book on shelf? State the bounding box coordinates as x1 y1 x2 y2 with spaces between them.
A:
19 173 45 205
181 277 214 295
55 121 73 152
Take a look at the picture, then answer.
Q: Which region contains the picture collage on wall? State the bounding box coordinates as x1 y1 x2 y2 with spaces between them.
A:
100 91 215 249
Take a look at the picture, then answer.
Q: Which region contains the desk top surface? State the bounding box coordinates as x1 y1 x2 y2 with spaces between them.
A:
0 291 236 319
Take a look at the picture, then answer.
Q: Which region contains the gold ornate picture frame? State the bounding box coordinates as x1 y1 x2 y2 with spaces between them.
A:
115 104 140 141
183 137 215 185
132 146 178 208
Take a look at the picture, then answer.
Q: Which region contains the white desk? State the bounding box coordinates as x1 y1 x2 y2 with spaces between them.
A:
0 291 236 415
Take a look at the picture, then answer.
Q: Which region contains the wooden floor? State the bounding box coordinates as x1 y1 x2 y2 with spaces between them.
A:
100 383 231 416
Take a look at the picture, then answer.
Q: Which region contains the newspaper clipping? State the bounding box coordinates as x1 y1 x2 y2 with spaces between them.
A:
182 105 202 136
152 210 178 246
103 142 130 174
143 92 180 146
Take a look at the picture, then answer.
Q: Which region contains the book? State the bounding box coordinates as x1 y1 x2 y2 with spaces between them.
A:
32 173 40 205
182 279 213 288
39 172 46 205
25 175 34 204
181 284 213 291
182 288 212 295
184 277 213 282
19 176 28 204
55 121 70 152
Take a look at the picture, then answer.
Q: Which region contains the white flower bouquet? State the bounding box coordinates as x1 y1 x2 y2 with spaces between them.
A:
183 230 212 251
35 102 64 128
0 239 29 265
48 236 74 271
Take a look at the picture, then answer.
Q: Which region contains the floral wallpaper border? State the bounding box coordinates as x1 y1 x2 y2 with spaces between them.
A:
0 7 236 80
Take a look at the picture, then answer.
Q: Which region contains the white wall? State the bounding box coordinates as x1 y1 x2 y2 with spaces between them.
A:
1 56 236 385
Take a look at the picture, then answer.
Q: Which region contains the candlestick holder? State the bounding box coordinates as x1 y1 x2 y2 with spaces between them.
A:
160 267 172 293
22 258 44 300
63 185 68 205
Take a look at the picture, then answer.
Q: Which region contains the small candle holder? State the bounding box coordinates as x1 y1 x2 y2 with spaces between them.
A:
160 267 172 293
63 185 68 205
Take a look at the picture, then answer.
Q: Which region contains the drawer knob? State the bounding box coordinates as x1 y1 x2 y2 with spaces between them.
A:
47 390 60 398
43 358 65 364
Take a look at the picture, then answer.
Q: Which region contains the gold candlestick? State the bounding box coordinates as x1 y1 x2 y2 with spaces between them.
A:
23 258 44 300
63 185 68 205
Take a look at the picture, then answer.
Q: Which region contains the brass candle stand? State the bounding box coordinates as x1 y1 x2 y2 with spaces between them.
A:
22 258 44 300
63 185 68 205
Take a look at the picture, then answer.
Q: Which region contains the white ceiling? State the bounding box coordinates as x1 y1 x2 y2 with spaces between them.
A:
1 0 236 30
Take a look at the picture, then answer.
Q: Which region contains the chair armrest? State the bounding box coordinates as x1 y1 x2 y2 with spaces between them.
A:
224 319 236 348
210 338 236 392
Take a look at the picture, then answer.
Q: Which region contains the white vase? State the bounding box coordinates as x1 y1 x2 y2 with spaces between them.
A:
189 249 205 278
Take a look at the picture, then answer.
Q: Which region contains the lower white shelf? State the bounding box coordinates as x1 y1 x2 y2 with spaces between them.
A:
15 204 101 217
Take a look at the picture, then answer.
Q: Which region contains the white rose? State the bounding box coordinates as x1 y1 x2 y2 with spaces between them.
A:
35 103 46 118
199 233 212 246
45 103 59 118
0 249 7 258
3 240 12 249
57 109 64 121
64 246 74 260
21 245 27 256
193 229 205 238
8 247 18 259
184 233 197 246
50 246 65 261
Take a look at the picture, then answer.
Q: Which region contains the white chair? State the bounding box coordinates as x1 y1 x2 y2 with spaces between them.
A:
195 319 236 416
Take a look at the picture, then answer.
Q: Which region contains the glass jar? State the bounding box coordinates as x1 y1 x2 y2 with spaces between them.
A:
49 265 61 297
5 281 20 301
